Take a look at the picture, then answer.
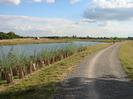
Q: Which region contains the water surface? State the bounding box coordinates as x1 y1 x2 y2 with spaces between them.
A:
0 41 101 56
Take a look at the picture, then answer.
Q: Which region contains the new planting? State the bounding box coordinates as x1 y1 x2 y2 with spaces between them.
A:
0 45 87 84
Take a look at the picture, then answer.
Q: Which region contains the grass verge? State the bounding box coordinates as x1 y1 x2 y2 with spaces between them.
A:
119 41 133 80
0 43 111 99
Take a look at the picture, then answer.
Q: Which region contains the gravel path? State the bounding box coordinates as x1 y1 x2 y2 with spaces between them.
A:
54 43 133 99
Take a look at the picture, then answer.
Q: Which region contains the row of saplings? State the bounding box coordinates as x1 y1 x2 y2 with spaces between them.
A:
0 46 87 84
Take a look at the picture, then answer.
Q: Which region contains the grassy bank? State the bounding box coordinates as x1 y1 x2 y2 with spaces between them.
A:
0 38 66 46
0 43 110 99
120 41 133 80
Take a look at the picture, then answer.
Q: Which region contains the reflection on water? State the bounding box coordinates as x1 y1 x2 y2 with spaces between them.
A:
0 41 101 57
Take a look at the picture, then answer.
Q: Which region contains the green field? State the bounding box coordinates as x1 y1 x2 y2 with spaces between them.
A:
120 41 133 79
0 43 110 99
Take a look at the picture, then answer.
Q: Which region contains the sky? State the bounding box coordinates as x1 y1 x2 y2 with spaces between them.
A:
0 0 133 37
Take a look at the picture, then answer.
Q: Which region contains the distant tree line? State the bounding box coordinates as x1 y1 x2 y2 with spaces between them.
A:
42 36 132 40
40 36 117 40
0 32 22 40
128 37 133 40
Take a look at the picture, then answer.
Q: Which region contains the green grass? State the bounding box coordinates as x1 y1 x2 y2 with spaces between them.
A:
0 43 111 99
119 41 133 79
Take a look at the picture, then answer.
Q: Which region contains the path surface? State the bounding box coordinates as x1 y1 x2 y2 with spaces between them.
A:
54 43 133 99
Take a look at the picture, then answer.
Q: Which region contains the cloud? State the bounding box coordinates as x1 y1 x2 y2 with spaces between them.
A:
0 15 132 37
33 0 55 3
0 0 21 5
0 0 81 5
70 0 80 4
0 15 79 36
0 0 56 5
84 0 133 21
33 0 80 4
84 7 133 21
93 0 133 8
80 19 96 23
34 0 42 2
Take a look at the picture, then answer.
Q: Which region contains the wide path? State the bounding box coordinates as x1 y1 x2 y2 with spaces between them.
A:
54 43 133 99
